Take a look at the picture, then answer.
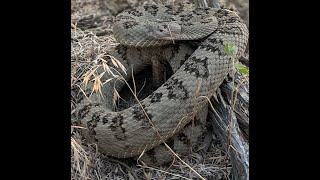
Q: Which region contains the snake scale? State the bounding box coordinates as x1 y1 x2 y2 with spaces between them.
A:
76 2 248 166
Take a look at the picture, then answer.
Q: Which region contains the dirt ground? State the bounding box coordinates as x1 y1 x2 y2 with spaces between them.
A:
71 0 248 179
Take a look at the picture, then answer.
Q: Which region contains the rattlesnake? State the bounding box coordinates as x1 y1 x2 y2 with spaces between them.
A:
76 2 248 166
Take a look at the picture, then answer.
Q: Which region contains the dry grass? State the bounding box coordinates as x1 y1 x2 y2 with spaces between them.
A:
71 26 118 111
71 0 248 179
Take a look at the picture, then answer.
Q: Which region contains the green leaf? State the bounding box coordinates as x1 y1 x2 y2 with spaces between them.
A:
234 62 249 76
224 42 237 56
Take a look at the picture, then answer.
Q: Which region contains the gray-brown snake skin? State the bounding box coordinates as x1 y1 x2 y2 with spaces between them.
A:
76 3 248 166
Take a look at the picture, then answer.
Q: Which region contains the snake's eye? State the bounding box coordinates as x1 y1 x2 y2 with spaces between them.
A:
146 25 168 38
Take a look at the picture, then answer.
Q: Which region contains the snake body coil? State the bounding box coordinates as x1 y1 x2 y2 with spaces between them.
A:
76 3 248 166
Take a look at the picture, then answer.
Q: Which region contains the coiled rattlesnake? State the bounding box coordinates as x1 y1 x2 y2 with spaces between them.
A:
76 3 248 166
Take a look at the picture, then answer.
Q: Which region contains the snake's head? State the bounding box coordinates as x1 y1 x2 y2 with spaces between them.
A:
146 22 181 40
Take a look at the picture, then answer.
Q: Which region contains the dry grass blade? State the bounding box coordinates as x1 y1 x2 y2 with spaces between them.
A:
198 95 225 127
198 95 228 134
231 76 247 108
172 116 188 135
72 126 87 129
110 56 119 68
71 137 90 179
113 87 121 108
166 23 175 44
103 62 116 77
138 165 193 180
131 65 137 95
90 72 104 96
74 84 91 102
102 77 115 85
107 55 127 75
82 65 99 88
71 75 77 87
